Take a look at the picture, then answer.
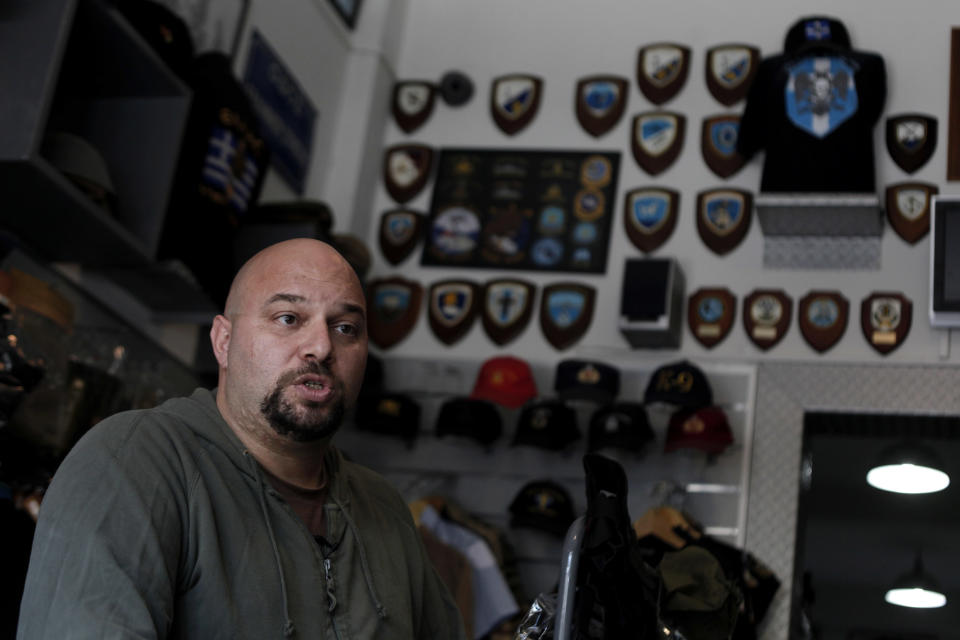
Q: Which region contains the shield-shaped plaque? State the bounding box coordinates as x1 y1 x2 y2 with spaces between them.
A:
636 43 691 105
743 289 792 351
540 283 596 351
688 287 736 348
701 114 746 179
705 44 760 106
482 279 536 345
798 290 849 353
631 112 686 176
367 277 423 350
491 74 543 135
696 189 753 255
886 114 937 174
575 75 628 137
785 56 859 138
378 209 425 265
860 292 912 355
383 144 433 203
623 187 679 253
392 81 436 134
885 182 938 244
428 279 480 346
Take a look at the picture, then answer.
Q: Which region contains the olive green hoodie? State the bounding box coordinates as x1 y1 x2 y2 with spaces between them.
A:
18 388 466 639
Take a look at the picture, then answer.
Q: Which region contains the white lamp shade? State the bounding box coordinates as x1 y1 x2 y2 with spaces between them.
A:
866 462 950 494
884 586 947 608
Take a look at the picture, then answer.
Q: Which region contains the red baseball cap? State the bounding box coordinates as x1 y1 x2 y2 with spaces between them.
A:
664 406 733 455
471 356 538 409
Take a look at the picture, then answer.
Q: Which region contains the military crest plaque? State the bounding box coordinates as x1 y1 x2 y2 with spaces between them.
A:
701 114 746 179
491 74 543 135
704 44 760 106
383 144 433 203
428 279 480 345
861 292 912 355
540 282 596 350
378 209 425 265
885 182 938 244
696 189 752 255
482 279 536 345
576 75 628 137
743 289 791 351
392 81 436 134
631 111 686 176
636 43 690 105
798 290 848 353
688 287 736 348
367 277 423 350
885 114 937 174
623 187 679 253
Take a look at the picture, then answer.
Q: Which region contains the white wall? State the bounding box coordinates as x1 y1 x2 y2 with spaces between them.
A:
355 0 960 368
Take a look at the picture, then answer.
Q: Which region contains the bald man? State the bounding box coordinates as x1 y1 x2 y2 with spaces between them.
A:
18 240 467 639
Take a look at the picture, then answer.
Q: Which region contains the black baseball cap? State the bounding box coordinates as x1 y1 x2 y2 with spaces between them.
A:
508 479 576 536
435 397 502 446
643 360 713 410
354 392 420 441
554 359 620 404
588 402 655 453
513 399 580 451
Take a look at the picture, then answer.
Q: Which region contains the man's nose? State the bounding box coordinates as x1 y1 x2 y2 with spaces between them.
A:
300 322 333 362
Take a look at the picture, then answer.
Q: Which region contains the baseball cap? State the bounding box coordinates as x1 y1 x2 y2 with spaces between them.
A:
508 479 576 536
354 392 420 442
643 360 713 410
513 399 580 451
587 402 655 453
471 356 538 409
664 406 733 455
41 132 118 218
553 359 620 404
435 397 503 446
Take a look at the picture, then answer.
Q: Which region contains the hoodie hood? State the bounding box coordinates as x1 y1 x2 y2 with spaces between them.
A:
784 16 852 54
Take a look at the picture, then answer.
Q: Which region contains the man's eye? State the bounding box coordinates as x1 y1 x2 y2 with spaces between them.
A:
277 314 298 326
334 323 359 337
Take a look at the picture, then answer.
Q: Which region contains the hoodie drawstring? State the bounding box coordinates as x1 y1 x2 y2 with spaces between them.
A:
244 451 297 638
331 494 388 619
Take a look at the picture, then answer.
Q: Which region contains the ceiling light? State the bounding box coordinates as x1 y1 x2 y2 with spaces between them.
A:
885 554 946 609
866 442 950 494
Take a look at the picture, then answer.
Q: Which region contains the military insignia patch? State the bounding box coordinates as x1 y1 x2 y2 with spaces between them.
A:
798 290 848 353
784 56 859 138
383 144 433 203
573 188 605 221
482 279 536 345
580 155 613 189
886 114 937 174
428 279 480 345
491 74 543 135
367 277 423 350
481 203 534 265
636 43 691 105
861 292 912 355
378 208 425 265
688 287 736 348
885 181 938 244
427 205 482 263
540 283 596 350
623 187 679 253
705 44 760 106
575 75 628 137
392 81 436 134
696 188 752 255
743 289 792 351
631 111 686 176
701 114 746 179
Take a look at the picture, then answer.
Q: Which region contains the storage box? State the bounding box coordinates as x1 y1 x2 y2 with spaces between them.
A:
618 258 684 349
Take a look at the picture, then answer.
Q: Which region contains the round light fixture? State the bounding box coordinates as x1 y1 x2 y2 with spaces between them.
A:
885 554 947 609
866 442 950 494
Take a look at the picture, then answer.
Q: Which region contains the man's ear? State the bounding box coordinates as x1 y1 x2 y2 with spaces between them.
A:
210 315 231 368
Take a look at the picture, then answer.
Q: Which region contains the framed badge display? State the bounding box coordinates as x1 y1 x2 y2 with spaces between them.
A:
636 43 690 105
623 187 679 253
540 282 596 350
798 290 848 353
743 289 791 350
392 81 436 134
696 188 753 255
383 144 434 203
704 44 759 106
428 279 480 345
631 111 686 176
701 114 746 179
491 74 543 135
367 277 423 350
885 114 937 174
688 287 736 348
885 182 938 244
482 279 536 345
421 148 620 273
575 75 629 137
861 292 911 355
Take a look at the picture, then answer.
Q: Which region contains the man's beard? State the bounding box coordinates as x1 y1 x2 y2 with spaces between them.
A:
259 365 345 442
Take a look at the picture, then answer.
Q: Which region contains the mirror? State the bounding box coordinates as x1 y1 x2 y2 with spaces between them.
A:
792 411 960 639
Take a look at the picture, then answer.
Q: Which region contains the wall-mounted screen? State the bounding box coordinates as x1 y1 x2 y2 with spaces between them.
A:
929 195 960 327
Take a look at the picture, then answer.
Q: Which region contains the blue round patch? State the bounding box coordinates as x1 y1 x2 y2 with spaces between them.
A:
698 297 725 323
531 237 564 266
538 206 566 235
572 222 598 244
